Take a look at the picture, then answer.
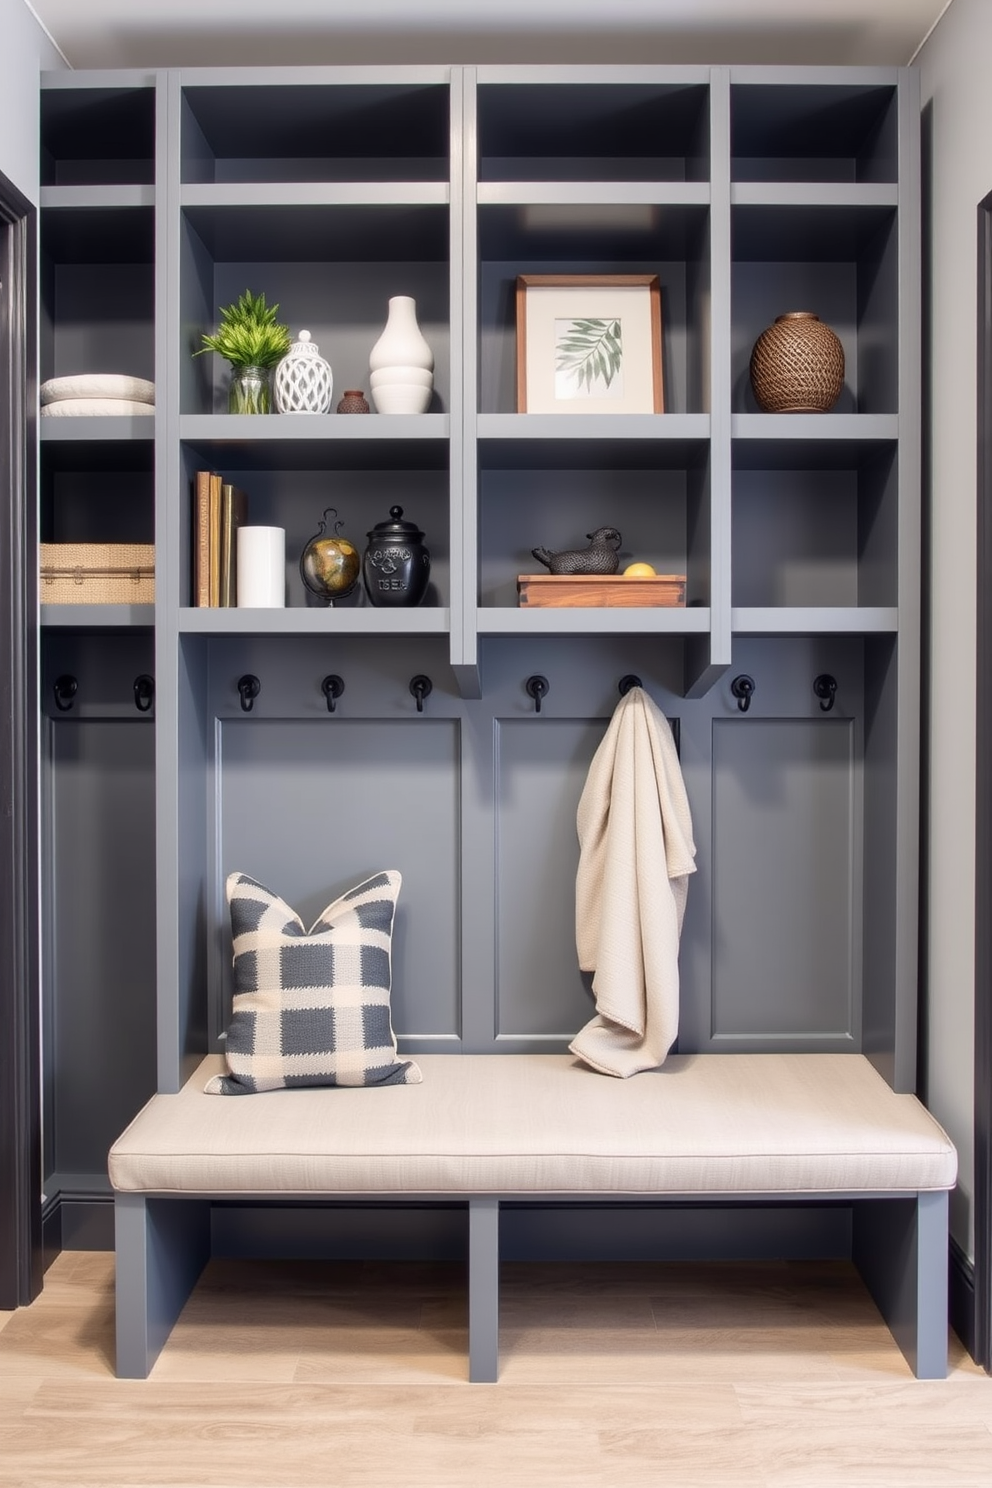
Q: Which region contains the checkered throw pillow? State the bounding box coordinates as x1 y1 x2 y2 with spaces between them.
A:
204 869 421 1094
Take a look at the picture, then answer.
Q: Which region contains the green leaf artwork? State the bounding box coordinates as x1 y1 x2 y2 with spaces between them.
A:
554 317 624 398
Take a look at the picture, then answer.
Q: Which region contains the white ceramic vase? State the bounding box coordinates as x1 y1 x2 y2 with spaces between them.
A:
369 296 434 374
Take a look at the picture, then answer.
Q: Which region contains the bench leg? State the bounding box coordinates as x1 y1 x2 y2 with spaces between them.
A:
468 1197 500 1383
852 1191 949 1379
115 1194 211 1379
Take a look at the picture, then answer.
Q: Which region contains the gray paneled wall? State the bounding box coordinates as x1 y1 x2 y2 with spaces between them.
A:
150 630 884 1059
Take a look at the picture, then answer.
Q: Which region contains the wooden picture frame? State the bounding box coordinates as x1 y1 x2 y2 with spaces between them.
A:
516 273 664 415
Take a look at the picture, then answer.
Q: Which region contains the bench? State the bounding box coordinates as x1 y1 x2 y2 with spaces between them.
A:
108 1051 958 1382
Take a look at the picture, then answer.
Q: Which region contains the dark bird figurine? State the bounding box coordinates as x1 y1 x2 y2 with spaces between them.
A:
532 527 623 576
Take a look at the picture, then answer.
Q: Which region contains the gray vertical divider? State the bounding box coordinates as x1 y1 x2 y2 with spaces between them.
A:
455 67 481 700
456 68 494 1050
891 66 922 1093
468 1197 500 1383
688 67 731 698
156 71 183 1093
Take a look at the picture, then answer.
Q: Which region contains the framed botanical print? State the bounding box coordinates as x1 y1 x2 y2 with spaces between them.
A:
515 273 663 414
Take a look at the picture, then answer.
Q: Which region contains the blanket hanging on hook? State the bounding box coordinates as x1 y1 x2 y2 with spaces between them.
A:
570 686 696 1078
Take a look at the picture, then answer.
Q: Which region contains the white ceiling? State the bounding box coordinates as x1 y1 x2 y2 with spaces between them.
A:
26 0 953 71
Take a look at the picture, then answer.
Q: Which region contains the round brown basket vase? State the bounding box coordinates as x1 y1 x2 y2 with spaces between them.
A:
749 312 845 413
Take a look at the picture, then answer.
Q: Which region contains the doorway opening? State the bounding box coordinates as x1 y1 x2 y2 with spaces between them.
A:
0 164 41 1310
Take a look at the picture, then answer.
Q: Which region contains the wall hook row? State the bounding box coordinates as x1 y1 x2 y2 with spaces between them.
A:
526 675 549 713
731 674 840 714
730 674 755 713
321 675 344 713
237 674 261 713
410 674 433 713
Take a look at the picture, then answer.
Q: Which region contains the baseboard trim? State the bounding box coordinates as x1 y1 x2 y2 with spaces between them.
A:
42 1192 115 1259
950 1234 980 1365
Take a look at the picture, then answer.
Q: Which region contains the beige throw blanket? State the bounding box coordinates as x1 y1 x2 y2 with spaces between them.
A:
569 687 696 1077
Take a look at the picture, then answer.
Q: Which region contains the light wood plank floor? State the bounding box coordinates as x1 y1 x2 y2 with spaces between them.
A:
1 1251 991 1486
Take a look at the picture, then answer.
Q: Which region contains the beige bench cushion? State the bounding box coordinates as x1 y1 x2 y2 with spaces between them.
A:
108 1052 957 1198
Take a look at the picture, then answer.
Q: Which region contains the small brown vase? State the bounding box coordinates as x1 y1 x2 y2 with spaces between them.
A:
336 389 370 414
749 312 845 413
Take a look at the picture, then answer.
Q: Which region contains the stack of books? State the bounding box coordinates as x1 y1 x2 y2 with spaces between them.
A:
192 471 248 606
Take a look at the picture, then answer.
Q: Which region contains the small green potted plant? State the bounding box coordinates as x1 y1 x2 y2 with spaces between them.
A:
196 289 292 414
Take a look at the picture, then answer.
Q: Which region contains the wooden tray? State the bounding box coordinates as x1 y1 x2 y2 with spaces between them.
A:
517 573 686 608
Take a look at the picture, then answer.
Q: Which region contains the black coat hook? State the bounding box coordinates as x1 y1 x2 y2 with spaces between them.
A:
237 674 260 713
53 674 77 712
321 675 344 713
526 675 549 713
618 674 642 696
731 674 755 713
813 674 838 712
410 674 433 713
133 674 155 713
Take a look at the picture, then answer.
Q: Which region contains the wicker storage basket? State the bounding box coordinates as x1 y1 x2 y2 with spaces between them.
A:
749 312 845 413
40 543 155 604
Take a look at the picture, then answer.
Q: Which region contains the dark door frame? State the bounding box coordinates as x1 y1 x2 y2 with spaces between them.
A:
0 164 41 1309
975 189 992 1370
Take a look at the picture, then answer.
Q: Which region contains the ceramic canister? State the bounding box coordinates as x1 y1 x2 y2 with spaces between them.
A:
362 505 431 607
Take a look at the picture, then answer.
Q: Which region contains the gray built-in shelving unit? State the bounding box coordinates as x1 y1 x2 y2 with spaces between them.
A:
37 65 920 1255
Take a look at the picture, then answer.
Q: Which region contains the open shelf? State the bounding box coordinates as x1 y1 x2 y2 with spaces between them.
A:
179 607 449 635
730 80 899 184
180 204 450 417
477 203 710 418
477 76 711 184
41 604 155 630
732 204 899 415
180 77 450 185
178 441 450 611
41 81 156 187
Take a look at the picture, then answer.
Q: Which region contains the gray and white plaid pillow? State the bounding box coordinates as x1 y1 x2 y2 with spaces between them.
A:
204 868 422 1094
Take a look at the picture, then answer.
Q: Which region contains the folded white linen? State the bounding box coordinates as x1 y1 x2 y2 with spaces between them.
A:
41 397 155 417
570 686 696 1077
41 373 155 405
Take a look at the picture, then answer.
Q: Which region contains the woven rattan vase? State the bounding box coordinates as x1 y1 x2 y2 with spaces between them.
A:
749 312 845 413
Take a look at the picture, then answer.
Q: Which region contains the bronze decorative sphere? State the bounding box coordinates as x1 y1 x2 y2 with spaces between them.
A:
300 508 360 604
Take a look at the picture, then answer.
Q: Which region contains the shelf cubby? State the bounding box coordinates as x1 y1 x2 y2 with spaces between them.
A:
732 203 899 415
41 433 155 549
180 77 450 185
41 81 156 188
477 202 710 417
730 79 899 185
40 204 156 387
477 76 711 184
177 440 450 614
731 436 898 617
477 433 711 626
179 202 450 417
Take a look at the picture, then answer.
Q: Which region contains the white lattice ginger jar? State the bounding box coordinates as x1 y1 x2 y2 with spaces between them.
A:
274 330 333 414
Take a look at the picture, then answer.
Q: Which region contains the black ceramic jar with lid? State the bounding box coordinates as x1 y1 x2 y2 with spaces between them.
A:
362 505 431 607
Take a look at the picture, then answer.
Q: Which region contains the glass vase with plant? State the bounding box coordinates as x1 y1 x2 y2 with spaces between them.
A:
195 289 292 414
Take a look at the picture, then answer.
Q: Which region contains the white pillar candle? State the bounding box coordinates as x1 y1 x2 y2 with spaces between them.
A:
237 526 286 608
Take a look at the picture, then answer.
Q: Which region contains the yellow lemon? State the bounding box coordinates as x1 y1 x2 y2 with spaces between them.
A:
623 561 657 577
